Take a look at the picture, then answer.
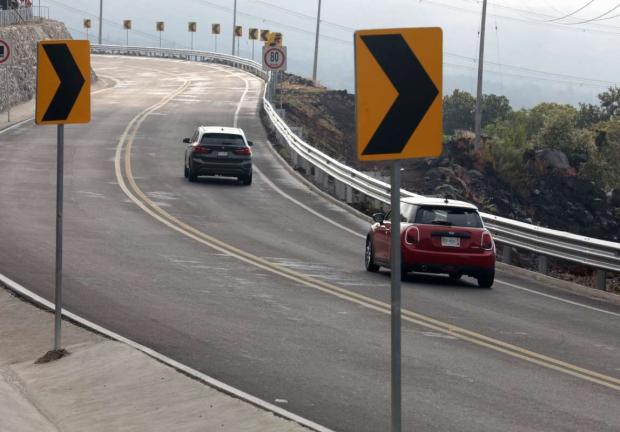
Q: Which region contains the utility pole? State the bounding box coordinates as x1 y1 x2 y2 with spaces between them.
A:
98 0 103 44
473 0 487 151
232 0 237 55
312 0 322 83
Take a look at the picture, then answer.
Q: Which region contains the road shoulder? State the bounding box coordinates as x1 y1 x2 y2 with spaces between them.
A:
0 285 311 432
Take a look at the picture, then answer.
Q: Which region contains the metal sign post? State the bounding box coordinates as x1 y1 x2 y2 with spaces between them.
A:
212 24 221 53
4 64 9 123
390 161 401 432
36 40 91 356
355 27 442 432
123 20 132 46
54 124 64 350
0 38 11 123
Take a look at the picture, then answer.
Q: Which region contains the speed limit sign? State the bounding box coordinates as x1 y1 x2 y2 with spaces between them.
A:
0 39 11 64
262 46 287 71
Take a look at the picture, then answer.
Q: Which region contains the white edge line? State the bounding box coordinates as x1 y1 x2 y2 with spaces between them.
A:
218 60 620 317
0 66 334 432
219 62 365 240
254 165 365 240
0 272 335 432
0 117 34 134
496 279 620 318
0 76 118 136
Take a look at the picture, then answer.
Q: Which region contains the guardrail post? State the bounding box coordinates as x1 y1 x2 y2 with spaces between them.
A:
322 173 330 190
335 180 345 200
538 255 548 275
595 269 607 291
345 185 353 204
502 245 512 264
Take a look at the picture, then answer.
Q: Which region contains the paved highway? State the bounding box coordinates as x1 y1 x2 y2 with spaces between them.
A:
0 55 619 431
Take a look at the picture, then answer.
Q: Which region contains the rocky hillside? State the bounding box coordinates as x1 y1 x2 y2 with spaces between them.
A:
277 73 620 242
0 19 75 113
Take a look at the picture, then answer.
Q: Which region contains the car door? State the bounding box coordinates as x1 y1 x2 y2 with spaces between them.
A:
185 129 199 167
373 211 391 263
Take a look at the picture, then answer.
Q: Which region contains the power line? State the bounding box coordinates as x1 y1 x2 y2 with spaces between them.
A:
423 0 620 35
565 2 620 24
543 0 596 22
47 0 179 46
48 0 620 90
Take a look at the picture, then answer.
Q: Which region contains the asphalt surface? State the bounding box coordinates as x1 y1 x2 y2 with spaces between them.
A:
0 55 618 432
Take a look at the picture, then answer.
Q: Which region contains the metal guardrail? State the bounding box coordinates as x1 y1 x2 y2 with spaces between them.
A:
0 6 48 26
90 44 620 290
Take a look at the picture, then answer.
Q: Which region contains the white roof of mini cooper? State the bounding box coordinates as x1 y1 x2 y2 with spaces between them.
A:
401 196 478 210
197 126 246 136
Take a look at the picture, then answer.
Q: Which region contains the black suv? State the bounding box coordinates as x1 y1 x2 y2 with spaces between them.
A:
184 127 253 185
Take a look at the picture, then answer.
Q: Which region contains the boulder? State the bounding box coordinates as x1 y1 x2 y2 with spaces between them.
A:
534 149 570 171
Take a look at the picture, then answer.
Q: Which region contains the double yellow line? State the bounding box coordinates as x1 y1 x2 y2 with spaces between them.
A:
114 78 620 392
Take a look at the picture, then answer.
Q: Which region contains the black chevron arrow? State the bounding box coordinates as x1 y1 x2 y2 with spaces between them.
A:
361 34 439 155
42 43 85 122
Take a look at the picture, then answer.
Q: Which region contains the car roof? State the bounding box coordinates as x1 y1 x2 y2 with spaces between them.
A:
197 126 245 136
401 196 478 210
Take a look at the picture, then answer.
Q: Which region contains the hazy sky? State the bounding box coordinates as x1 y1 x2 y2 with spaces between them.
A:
44 0 620 108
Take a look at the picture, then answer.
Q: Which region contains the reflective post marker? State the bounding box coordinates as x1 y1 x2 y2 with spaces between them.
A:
390 160 402 432
54 124 64 351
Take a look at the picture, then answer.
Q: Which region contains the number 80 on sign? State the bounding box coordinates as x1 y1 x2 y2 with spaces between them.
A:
262 46 287 71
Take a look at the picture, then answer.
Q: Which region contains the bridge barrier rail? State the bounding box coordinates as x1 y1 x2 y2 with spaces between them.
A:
91 44 620 291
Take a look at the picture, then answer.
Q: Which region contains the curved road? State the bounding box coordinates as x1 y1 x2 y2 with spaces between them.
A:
0 55 619 432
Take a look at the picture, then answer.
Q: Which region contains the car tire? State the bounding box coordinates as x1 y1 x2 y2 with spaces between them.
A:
449 272 462 280
365 238 380 272
240 172 252 185
477 269 494 288
188 163 197 182
184 165 189 178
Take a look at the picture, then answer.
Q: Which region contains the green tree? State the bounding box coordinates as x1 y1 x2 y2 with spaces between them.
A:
598 86 620 119
587 119 620 189
443 89 475 134
481 94 512 128
576 103 604 128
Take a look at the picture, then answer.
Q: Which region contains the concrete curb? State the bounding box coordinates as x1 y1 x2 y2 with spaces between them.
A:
0 273 335 432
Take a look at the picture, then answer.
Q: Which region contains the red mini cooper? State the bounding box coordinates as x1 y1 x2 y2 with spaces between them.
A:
365 197 496 288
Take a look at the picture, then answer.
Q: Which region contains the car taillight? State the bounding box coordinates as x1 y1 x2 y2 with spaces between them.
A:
482 232 493 250
192 146 211 154
405 226 419 244
233 147 252 156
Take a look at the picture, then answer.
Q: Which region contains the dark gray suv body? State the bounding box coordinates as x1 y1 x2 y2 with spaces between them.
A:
183 127 253 185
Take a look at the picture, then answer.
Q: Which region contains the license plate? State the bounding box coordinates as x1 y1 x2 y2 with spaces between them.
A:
217 151 228 157
441 237 460 247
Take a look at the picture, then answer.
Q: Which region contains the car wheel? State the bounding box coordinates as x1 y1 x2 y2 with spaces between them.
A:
240 172 252 185
477 269 494 288
449 272 462 280
188 163 197 182
184 165 189 178
365 238 380 272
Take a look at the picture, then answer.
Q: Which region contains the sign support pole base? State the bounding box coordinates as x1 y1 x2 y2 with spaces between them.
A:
390 160 402 432
54 124 64 351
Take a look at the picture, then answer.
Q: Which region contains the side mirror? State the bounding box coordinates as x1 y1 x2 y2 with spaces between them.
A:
372 212 385 224
183 138 191 144
247 140 254 147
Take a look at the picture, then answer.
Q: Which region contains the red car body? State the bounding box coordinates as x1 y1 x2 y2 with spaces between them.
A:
365 197 496 288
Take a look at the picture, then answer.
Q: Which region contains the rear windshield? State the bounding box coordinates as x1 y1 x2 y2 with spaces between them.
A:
414 206 483 228
200 133 245 146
